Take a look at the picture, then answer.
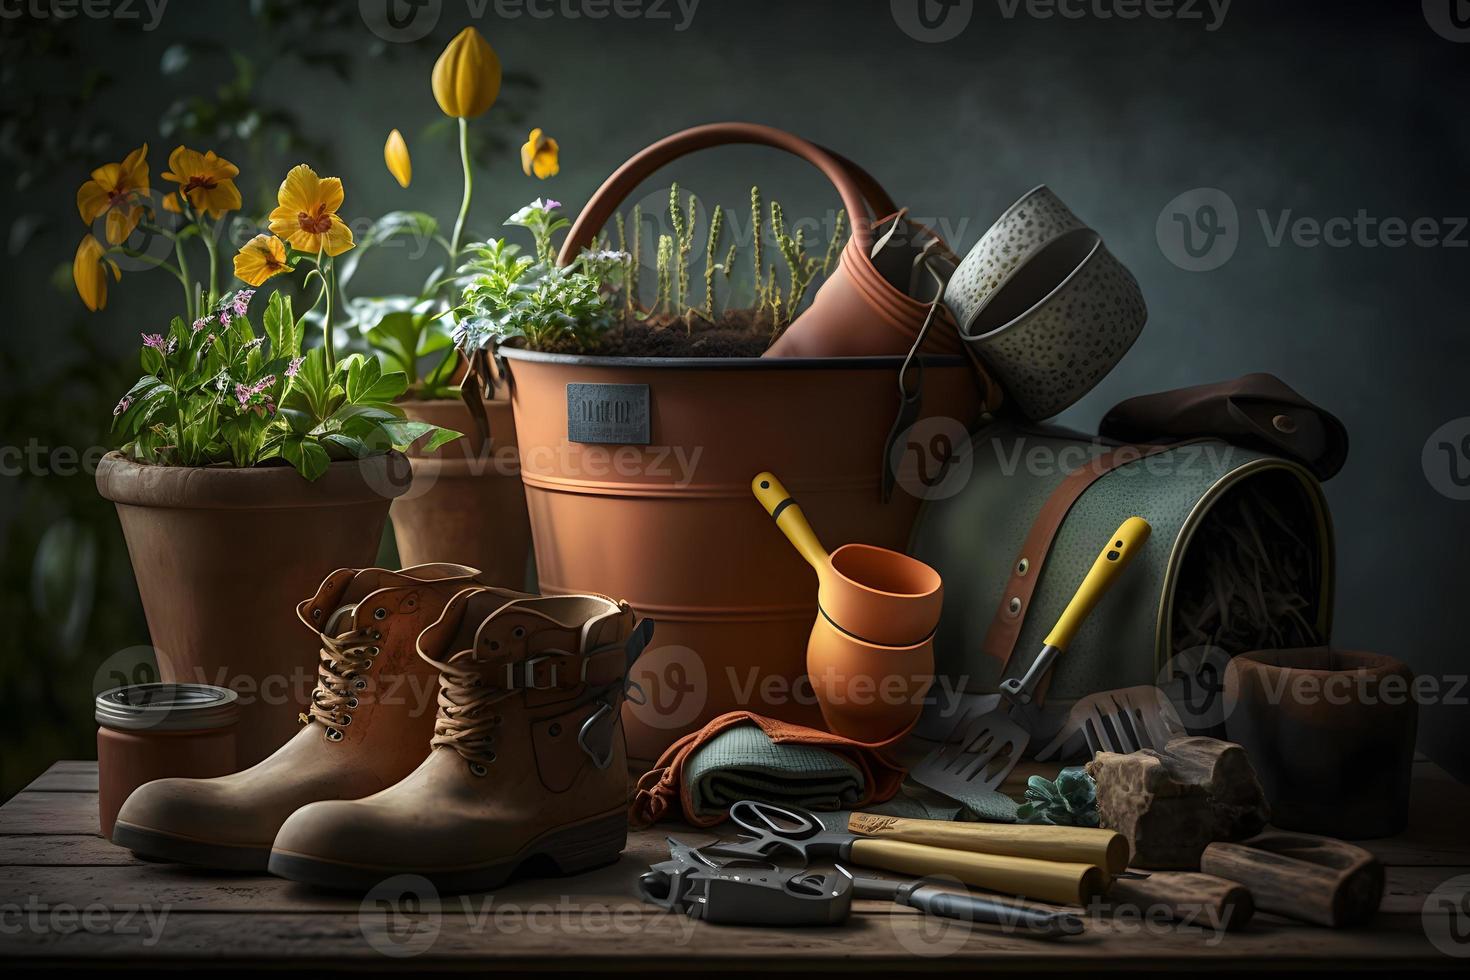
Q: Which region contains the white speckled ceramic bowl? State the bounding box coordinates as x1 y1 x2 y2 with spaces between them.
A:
945 186 1147 420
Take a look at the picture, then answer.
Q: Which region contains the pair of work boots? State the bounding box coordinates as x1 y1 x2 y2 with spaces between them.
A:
112 563 653 892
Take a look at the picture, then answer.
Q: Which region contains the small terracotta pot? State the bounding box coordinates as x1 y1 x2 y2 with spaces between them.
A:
96 452 410 765
807 616 933 744
1224 647 1417 839
390 397 532 590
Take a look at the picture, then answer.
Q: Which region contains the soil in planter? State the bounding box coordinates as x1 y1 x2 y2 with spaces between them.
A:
544 308 777 358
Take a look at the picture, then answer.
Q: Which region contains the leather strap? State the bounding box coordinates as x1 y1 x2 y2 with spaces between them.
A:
981 441 1182 677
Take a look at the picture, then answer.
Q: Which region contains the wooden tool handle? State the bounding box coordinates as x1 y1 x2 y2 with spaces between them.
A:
1045 516 1150 650
1200 832 1383 928
849 812 1130 875
1107 872 1255 931
849 838 1103 907
751 472 829 572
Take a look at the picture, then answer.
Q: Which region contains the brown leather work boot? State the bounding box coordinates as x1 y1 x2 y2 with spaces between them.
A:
267 588 653 891
112 564 529 870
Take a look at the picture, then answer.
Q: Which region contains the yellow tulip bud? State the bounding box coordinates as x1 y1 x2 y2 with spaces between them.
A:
384 129 412 188
431 26 501 119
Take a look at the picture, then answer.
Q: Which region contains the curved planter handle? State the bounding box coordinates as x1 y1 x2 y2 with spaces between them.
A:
557 122 895 266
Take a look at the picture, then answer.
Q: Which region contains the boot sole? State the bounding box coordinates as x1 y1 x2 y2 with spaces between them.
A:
267 810 627 893
112 820 271 871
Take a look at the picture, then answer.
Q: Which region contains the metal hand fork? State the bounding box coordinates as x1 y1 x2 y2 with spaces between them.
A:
911 518 1152 801
1034 686 1185 761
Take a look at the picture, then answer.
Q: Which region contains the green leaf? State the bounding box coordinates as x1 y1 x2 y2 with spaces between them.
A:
364 310 420 377
420 426 462 453
263 290 298 359
378 419 457 452
359 370 408 405
281 435 331 481
293 347 330 420
337 211 441 291
320 433 371 459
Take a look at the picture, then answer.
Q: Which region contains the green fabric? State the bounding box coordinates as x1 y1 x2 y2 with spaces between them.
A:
683 722 1020 827
684 723 866 820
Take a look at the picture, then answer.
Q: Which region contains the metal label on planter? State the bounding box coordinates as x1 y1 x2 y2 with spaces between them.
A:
566 383 650 445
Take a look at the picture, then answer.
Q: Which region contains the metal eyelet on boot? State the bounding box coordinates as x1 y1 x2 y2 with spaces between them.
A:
469 762 489 776
339 714 352 726
373 607 388 620
353 677 368 691
325 727 344 742
347 697 359 709
368 646 381 657
512 626 526 639
312 608 323 620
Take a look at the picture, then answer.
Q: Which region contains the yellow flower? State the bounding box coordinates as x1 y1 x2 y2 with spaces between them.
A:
73 234 119 312
233 234 290 287
76 143 149 245
161 146 242 218
520 128 560 179
384 129 412 188
268 164 355 257
431 26 500 119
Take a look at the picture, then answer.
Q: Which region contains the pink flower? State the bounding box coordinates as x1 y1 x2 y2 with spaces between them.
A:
545 199 562 211
234 383 252 406
113 395 132 416
141 333 166 350
286 356 304 378
232 289 255 316
192 316 210 333
219 309 232 328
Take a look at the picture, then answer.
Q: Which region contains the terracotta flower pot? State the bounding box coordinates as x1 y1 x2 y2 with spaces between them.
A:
96 451 411 765
1224 647 1417 839
496 348 981 765
390 397 532 590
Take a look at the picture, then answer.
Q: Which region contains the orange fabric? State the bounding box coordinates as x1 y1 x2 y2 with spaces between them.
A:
629 711 907 828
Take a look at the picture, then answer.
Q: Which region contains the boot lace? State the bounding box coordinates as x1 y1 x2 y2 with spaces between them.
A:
428 657 509 775
300 605 381 741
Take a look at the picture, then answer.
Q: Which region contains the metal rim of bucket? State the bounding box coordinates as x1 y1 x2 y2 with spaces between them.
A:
497 346 969 371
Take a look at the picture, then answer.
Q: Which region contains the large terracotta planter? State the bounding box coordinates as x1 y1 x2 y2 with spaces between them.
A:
96 452 411 766
497 348 982 765
390 397 532 589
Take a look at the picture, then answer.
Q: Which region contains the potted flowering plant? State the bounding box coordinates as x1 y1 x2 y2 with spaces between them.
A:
81 140 456 764
329 26 539 588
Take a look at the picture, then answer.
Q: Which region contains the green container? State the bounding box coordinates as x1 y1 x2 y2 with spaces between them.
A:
909 423 1335 716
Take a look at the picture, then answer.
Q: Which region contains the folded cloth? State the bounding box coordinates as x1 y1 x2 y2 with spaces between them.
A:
630 712 907 828
1099 373 1349 480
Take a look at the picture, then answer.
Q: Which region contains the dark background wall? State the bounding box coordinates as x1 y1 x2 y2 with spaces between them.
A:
1 0 1467 795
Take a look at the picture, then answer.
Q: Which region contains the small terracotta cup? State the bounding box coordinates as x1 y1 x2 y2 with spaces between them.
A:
1224 648 1417 839
806 616 934 744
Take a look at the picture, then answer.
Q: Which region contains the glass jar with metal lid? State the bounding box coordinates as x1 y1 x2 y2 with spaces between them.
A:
96 683 240 839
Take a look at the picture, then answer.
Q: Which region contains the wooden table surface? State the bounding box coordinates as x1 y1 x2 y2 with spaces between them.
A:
1 759 1467 972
